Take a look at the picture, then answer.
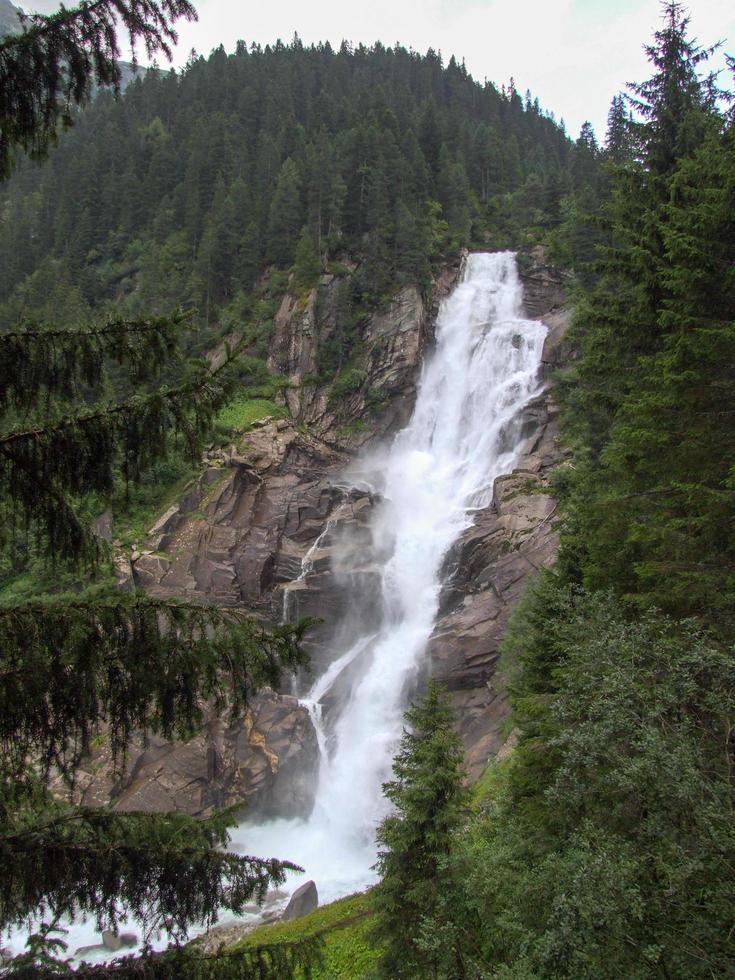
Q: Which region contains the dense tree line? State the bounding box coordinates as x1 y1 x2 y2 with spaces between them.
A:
0 38 579 354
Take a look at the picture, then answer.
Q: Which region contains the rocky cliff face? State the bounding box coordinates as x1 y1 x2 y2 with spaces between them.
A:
78 254 569 816
0 0 21 37
266 264 459 448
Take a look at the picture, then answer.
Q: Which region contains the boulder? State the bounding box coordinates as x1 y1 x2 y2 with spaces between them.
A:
101 930 121 951
281 880 318 921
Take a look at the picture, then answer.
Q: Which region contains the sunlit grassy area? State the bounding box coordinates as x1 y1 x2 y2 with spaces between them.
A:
234 891 380 979
215 396 287 432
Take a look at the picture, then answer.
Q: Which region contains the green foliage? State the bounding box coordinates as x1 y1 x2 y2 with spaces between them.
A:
0 343 237 566
293 227 322 291
0 38 575 339
7 931 322 978
328 367 366 409
111 451 199 547
558 5 735 627
0 314 181 413
2 802 303 956
459 582 735 979
372 681 469 978
214 397 287 435
0 594 308 781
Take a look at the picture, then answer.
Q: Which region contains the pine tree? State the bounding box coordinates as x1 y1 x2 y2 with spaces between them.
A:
292 225 321 289
567 1 723 456
561 4 734 625
604 94 634 164
0 5 320 976
372 681 469 979
266 157 303 266
627 0 720 177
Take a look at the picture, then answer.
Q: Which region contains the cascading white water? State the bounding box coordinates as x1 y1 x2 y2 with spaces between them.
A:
3 252 547 963
230 251 548 901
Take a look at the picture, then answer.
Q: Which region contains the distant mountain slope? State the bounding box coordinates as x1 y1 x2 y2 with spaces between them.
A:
0 40 583 368
0 0 21 35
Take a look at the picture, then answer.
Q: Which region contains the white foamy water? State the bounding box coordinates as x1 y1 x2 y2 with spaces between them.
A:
229 250 547 901
3 251 547 962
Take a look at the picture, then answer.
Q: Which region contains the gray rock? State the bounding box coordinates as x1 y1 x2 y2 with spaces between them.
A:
281 880 318 921
146 504 181 537
101 930 121 951
75 943 106 957
93 509 114 542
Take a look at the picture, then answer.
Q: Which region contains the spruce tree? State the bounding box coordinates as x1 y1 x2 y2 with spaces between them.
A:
563 4 734 623
372 681 469 979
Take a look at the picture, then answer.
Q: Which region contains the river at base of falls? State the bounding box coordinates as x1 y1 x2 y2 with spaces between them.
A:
3 250 547 962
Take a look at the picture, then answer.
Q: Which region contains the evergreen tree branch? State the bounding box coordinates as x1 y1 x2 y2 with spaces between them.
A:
0 0 197 177
0 357 237 561
1 805 303 947
0 595 310 780
6 935 323 978
0 313 187 411
1 456 101 566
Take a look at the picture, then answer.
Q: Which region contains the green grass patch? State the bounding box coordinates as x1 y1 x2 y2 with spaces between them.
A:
234 891 381 979
215 397 287 433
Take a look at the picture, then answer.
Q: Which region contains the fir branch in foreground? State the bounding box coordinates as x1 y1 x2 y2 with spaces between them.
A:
0 596 310 779
0 358 236 562
0 0 197 178
0 313 187 412
7 935 322 979
0 805 304 947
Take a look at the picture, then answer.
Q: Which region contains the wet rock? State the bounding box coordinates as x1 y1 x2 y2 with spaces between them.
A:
53 691 319 819
282 880 318 921
101 930 121 951
518 247 570 320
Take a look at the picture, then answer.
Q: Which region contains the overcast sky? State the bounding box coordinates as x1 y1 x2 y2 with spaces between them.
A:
31 0 735 138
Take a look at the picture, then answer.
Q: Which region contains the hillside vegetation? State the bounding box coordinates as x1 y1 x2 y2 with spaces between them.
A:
0 38 585 369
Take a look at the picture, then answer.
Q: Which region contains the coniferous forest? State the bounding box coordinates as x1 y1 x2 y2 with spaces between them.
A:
1 0 735 977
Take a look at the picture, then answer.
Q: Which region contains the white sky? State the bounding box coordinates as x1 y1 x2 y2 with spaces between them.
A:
31 0 735 138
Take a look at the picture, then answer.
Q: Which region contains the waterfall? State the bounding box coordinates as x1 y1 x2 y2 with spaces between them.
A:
3 252 547 962
230 251 548 901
